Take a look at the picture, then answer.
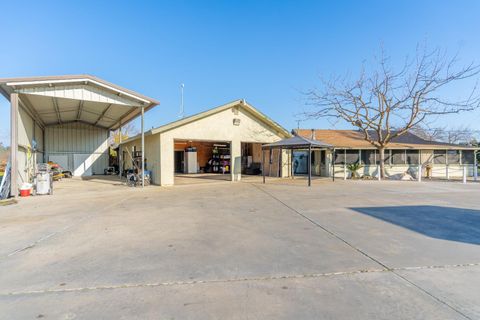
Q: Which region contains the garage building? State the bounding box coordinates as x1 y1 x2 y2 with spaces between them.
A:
120 99 291 185
1 75 159 196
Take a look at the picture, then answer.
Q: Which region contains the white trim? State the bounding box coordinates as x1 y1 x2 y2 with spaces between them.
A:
7 78 151 104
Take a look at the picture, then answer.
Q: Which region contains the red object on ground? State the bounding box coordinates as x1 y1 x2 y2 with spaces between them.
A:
19 189 31 197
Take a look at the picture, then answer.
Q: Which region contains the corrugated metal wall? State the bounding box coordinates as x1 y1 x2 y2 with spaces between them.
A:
45 122 109 175
17 105 45 184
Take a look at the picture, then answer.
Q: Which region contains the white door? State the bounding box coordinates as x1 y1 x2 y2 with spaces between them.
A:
49 155 69 170
73 154 93 176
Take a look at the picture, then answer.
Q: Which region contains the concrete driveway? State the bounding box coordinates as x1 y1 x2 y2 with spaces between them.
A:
0 177 479 319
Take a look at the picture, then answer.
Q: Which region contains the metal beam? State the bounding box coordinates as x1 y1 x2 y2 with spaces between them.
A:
81 108 117 122
45 119 110 130
93 103 113 126
52 98 62 124
19 94 46 129
76 100 84 120
10 93 18 197
118 123 123 178
115 107 137 127
141 107 145 188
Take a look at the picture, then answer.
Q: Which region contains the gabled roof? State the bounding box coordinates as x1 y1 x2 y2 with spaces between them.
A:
262 135 332 149
0 74 159 130
121 99 291 144
295 129 477 150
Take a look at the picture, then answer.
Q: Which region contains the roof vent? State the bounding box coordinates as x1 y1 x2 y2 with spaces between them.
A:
311 129 316 140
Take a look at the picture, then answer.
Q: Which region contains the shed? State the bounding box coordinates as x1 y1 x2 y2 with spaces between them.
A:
0 75 159 196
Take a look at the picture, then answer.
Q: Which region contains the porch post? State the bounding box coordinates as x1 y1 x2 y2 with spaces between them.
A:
118 124 122 178
308 144 312 187
10 93 19 197
262 148 266 184
291 149 294 179
474 150 478 181
332 149 335 182
141 107 145 188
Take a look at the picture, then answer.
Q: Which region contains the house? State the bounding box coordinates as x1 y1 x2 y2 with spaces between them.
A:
119 100 291 186
294 129 478 179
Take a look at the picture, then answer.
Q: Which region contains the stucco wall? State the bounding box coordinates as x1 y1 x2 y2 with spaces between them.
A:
158 106 288 185
120 133 161 184
121 106 288 186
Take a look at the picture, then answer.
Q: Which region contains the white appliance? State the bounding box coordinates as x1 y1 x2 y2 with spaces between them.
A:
184 148 197 174
36 172 52 195
35 163 53 195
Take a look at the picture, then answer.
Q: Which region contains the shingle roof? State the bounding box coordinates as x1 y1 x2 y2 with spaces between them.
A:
295 129 477 150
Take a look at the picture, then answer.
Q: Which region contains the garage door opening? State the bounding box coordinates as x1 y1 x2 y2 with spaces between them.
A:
241 142 264 175
174 140 232 185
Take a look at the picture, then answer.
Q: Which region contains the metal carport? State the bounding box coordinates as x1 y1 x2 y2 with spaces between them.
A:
0 75 159 197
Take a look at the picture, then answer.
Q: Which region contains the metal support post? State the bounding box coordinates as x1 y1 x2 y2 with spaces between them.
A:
141 107 145 188
10 93 19 197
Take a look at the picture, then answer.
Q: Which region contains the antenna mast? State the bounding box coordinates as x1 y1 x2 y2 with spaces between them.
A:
179 83 185 118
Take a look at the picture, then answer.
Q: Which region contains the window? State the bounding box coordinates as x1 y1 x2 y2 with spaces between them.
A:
406 150 420 165
334 150 345 165
345 150 360 164
382 150 392 165
462 150 475 164
447 150 460 164
391 150 406 165
320 150 326 165
433 150 446 164
361 150 376 165
292 151 308 174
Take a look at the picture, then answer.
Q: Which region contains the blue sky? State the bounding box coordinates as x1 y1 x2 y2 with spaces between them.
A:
1 1 479 145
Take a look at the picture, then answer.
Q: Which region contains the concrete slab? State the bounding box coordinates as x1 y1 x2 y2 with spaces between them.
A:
396 265 480 319
0 182 379 294
0 271 464 320
0 178 478 319
256 180 480 268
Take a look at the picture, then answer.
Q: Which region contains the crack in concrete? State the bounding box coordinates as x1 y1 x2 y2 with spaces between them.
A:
2 262 479 298
0 268 389 296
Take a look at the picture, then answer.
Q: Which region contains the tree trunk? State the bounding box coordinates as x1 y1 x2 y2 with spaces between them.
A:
378 147 385 179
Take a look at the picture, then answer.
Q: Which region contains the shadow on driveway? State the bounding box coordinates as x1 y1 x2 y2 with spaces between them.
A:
350 205 480 245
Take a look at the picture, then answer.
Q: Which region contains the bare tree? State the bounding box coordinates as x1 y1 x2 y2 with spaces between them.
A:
444 126 475 144
304 46 480 177
110 122 138 147
410 124 447 142
411 125 478 144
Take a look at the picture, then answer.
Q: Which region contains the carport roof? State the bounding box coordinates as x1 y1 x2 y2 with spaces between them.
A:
0 75 160 130
262 135 333 149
